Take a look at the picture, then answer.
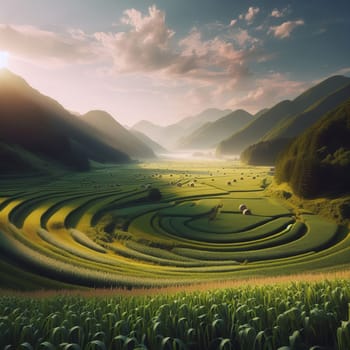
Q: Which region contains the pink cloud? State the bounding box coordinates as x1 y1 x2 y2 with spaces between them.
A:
269 20 304 39
233 29 258 47
229 19 237 27
95 6 263 92
244 7 260 23
226 73 309 112
95 6 177 73
271 8 288 18
0 24 98 65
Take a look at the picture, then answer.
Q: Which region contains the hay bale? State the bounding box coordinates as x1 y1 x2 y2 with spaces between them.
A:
239 204 247 212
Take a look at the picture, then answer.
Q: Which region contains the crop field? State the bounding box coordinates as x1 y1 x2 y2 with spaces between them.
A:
1 160 350 349
0 160 349 291
1 279 350 349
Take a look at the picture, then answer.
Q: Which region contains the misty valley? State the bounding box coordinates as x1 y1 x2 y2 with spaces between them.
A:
1 68 350 350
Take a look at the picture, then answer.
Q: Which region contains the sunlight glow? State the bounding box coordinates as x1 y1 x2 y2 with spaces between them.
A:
0 51 9 68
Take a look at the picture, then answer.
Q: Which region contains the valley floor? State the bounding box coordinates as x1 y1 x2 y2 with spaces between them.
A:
0 159 349 291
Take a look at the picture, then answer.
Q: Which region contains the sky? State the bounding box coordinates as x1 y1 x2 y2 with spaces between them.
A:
0 0 349 126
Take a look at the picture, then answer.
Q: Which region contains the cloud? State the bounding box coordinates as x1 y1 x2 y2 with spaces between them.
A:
0 24 98 65
334 67 350 75
271 8 288 18
95 5 177 73
244 7 260 24
0 5 285 117
233 29 258 47
269 20 304 39
91 5 273 112
0 5 264 96
229 19 237 27
95 6 263 91
226 73 309 112
177 29 254 85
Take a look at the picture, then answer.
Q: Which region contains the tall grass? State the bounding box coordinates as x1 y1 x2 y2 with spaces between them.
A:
1 279 350 349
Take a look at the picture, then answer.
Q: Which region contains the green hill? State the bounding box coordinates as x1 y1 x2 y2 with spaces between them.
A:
82 110 156 159
254 108 269 118
177 109 253 149
217 100 294 155
242 82 350 165
275 98 350 198
241 138 292 166
264 82 350 141
0 69 130 172
217 75 350 156
0 142 52 174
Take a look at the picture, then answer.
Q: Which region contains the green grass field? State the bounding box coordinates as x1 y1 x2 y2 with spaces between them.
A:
0 159 349 291
1 159 350 349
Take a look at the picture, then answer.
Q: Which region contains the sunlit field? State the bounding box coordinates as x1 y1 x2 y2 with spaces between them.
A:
0 159 349 291
1 159 350 349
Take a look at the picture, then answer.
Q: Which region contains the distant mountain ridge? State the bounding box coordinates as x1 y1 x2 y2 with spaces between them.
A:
177 109 253 149
130 130 168 154
132 108 232 149
174 108 232 133
217 75 350 155
240 79 350 165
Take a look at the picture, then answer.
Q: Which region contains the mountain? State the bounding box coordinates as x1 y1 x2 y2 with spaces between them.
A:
174 108 232 133
132 108 232 149
217 75 350 155
275 97 350 198
263 82 350 141
130 130 168 154
254 108 269 118
82 110 155 159
131 120 164 140
217 100 294 156
242 82 350 165
131 120 183 149
177 109 253 149
0 69 130 172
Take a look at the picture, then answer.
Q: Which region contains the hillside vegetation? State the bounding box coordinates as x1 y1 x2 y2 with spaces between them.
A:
275 98 350 198
82 110 156 159
241 138 292 166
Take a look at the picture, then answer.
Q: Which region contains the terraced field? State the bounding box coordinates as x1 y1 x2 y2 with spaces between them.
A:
0 160 349 290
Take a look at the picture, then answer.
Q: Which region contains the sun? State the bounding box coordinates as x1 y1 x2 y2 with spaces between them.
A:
0 51 9 68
